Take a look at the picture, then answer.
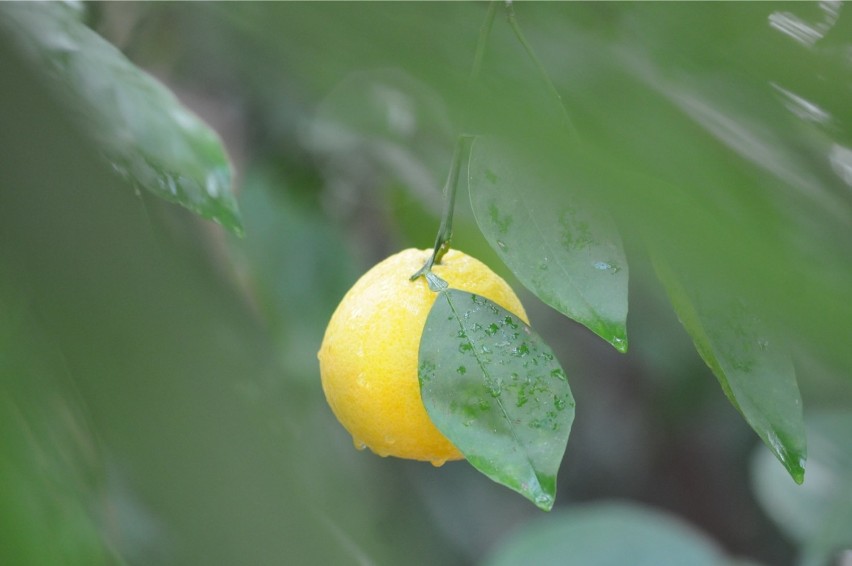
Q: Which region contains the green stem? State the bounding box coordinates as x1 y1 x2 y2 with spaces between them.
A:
411 3 497 288
505 1 575 135
410 135 473 287
471 1 498 82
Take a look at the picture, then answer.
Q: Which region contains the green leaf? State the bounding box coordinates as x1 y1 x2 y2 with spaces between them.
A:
485 501 727 566
0 288 114 565
654 256 806 483
468 136 629 352
752 411 852 566
418 288 574 511
227 168 359 379
0 3 242 235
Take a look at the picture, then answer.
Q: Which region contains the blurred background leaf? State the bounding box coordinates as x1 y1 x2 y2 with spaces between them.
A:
484 501 728 566
0 2 242 235
0 289 116 565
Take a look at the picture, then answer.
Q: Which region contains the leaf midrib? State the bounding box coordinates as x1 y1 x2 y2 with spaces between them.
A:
443 290 546 497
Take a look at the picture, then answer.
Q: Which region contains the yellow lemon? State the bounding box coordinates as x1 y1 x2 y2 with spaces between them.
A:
318 248 528 466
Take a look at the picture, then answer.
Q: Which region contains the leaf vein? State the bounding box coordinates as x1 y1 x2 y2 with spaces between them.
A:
444 290 542 490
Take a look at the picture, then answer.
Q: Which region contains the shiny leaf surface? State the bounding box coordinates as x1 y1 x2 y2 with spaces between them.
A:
469 136 629 352
419 289 574 510
655 257 806 484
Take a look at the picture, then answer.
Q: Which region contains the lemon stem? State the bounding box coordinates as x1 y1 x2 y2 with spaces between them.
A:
411 134 473 287
471 1 498 82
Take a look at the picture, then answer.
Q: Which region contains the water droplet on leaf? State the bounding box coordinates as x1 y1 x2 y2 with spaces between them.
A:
611 336 627 352
534 493 552 507
512 343 530 357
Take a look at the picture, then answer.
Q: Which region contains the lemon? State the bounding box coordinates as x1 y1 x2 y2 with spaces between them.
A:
318 248 528 466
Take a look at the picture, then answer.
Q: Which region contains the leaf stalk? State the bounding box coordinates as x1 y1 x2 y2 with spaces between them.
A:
411 135 474 286
412 2 497 286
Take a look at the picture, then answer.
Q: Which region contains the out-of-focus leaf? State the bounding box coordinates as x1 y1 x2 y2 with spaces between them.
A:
654 257 806 484
468 136 629 352
419 289 574 511
0 289 114 565
228 168 358 379
307 68 454 209
752 411 852 566
0 2 242 235
485 501 727 566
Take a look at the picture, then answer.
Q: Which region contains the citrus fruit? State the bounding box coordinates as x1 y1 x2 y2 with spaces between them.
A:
318 248 528 466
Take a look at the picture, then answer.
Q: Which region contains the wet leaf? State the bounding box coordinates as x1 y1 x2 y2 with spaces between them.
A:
0 2 242 235
468 136 629 352
655 256 806 484
752 411 852 566
485 501 727 566
419 288 574 510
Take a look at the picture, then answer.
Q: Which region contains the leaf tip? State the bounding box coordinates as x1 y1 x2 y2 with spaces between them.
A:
788 456 806 485
533 493 555 512
527 473 557 511
229 222 246 238
596 323 628 353
610 333 628 354
767 431 806 485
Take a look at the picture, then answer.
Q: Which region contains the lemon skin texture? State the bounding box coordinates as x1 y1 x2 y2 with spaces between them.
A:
318 248 528 466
